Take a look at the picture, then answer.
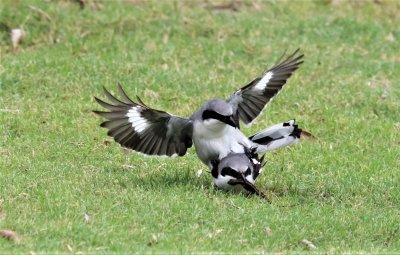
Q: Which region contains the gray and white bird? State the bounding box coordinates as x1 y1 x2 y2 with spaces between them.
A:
210 147 266 197
94 49 305 168
211 120 313 193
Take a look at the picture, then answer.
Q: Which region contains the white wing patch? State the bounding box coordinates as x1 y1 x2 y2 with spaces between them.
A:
126 107 149 133
251 120 295 140
251 158 260 165
253 71 273 91
264 136 298 151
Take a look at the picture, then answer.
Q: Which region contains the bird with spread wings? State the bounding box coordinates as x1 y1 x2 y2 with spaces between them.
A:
94 49 308 168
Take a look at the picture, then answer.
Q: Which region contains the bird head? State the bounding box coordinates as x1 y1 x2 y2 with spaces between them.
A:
216 154 256 187
201 99 236 129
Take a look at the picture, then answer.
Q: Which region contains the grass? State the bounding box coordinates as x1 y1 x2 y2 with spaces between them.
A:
0 0 399 253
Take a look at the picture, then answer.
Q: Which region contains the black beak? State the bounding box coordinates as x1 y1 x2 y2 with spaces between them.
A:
221 115 237 128
228 177 266 199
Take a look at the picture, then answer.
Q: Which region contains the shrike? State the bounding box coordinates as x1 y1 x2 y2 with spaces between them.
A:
211 121 313 195
94 49 307 168
211 147 266 197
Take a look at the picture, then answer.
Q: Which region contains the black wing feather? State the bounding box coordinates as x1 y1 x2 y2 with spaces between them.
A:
228 49 304 125
94 85 193 157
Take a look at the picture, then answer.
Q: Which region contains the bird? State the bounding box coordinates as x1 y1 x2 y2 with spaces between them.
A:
210 120 313 195
210 146 266 198
93 49 305 168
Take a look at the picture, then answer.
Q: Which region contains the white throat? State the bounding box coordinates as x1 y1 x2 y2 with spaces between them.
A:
195 119 229 138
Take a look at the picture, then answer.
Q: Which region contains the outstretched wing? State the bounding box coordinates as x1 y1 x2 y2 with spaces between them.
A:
228 49 304 125
93 84 193 157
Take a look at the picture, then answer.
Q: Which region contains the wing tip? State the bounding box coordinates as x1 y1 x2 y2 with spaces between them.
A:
93 110 104 115
94 96 107 106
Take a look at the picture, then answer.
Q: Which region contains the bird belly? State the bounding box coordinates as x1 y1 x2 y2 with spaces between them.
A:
194 137 232 166
193 124 251 167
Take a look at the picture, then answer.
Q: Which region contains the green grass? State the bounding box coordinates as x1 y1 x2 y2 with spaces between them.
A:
1 0 399 253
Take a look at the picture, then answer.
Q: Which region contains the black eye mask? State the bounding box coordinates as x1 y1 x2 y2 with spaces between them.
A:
202 110 237 128
221 167 242 179
202 110 225 120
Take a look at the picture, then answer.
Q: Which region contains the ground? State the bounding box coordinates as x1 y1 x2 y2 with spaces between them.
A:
0 0 399 253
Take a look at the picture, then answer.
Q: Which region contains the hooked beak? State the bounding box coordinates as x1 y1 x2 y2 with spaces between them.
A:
221 115 237 128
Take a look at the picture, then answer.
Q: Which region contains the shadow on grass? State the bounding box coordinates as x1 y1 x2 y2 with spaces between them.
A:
99 166 271 202
98 164 321 202
101 164 213 192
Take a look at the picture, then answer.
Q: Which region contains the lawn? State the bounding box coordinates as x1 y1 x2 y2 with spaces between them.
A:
0 0 399 253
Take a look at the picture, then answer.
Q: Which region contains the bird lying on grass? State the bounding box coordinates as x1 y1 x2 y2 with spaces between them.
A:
211 120 313 197
94 49 307 171
211 147 266 198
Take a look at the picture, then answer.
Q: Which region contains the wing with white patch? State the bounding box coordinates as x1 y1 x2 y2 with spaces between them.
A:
94 85 193 157
228 49 304 125
249 119 314 152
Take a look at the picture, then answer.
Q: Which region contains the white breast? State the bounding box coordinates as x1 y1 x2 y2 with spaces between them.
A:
192 121 251 167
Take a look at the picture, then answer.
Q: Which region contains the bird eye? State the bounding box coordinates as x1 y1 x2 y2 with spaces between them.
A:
202 110 217 120
224 115 233 121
